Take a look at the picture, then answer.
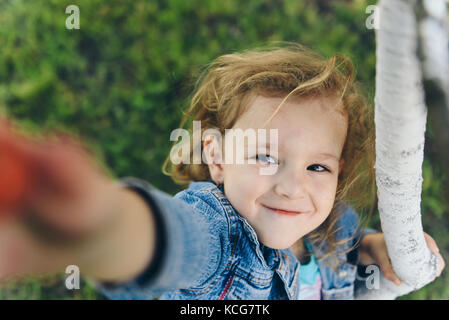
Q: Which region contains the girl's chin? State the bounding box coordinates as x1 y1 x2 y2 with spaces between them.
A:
257 228 310 250
259 237 298 250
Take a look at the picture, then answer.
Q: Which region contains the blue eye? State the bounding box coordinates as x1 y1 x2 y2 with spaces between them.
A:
254 154 278 165
308 164 330 172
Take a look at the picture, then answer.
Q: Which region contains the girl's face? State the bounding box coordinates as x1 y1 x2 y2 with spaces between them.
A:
205 94 348 249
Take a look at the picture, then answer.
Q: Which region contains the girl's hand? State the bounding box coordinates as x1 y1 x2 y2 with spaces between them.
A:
359 232 445 285
0 117 123 281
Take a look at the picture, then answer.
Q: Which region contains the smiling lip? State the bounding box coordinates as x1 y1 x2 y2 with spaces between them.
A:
262 204 306 216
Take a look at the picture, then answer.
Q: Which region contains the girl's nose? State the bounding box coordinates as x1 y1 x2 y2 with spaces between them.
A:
273 166 308 199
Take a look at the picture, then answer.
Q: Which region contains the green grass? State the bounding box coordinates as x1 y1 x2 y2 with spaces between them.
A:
0 274 106 300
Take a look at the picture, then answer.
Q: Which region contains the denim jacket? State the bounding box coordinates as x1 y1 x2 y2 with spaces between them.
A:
94 177 378 300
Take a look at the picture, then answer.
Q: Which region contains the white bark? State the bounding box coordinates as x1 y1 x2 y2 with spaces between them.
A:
355 0 444 299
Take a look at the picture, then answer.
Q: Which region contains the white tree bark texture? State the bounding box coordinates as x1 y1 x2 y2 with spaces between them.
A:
355 0 443 299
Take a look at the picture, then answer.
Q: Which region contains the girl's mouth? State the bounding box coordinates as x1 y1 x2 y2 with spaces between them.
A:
262 204 305 216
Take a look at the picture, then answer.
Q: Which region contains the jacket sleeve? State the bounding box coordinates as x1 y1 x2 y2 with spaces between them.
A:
91 177 230 300
342 203 380 265
354 222 381 298
337 204 381 299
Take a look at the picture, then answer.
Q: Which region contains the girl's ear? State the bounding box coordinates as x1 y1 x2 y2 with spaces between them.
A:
203 134 224 185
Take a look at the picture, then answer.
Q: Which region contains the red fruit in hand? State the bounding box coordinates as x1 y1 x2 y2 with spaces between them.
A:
0 142 30 215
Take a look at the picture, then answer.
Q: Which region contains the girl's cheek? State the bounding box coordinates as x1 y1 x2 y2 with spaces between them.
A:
313 174 338 192
311 179 337 203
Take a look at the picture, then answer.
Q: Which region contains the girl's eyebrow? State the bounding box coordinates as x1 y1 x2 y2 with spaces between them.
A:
316 153 339 161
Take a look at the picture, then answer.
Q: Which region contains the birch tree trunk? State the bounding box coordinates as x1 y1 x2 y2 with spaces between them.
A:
355 0 447 299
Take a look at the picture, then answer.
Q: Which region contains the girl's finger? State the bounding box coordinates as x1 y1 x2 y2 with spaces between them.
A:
373 249 402 285
424 232 439 253
382 264 402 286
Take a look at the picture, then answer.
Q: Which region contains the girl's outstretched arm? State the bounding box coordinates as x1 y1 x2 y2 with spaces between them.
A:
0 118 227 299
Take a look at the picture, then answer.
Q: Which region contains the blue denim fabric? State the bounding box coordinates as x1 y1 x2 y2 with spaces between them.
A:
93 177 378 300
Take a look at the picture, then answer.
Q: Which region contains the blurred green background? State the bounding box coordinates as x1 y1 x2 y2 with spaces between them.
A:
0 0 447 299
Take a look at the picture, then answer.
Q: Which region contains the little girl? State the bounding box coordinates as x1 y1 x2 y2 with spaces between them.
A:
0 43 443 300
